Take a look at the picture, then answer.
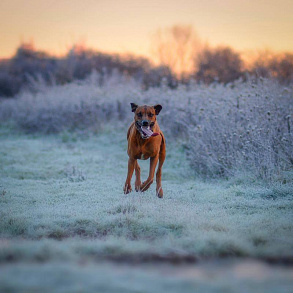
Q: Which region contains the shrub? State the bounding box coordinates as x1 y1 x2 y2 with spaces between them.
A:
186 78 293 179
195 46 243 83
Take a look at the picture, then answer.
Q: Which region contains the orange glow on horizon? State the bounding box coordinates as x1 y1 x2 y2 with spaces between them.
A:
0 0 293 60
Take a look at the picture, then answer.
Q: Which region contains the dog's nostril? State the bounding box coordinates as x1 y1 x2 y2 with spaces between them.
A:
142 120 149 126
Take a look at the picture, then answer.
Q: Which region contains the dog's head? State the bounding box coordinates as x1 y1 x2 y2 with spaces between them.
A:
130 103 162 139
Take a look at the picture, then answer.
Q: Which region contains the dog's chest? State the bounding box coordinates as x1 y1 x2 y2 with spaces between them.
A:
136 149 152 160
139 143 158 160
129 134 160 160
140 153 148 160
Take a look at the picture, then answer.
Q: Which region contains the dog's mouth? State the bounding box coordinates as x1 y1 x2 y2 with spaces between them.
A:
136 122 159 139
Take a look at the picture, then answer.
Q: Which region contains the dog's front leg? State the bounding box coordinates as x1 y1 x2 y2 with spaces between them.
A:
124 158 136 194
134 161 141 192
140 154 159 192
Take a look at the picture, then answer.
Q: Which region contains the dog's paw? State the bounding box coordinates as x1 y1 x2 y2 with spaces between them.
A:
156 186 163 198
140 179 154 192
135 180 141 192
124 183 132 194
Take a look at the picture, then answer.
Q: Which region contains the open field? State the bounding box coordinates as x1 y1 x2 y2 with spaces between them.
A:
0 124 292 292
0 76 292 291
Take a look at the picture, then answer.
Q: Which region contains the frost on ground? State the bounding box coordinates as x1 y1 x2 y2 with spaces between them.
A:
0 126 292 292
0 75 292 291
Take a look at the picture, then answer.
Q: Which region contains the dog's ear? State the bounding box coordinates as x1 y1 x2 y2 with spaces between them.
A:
154 104 162 115
130 103 138 112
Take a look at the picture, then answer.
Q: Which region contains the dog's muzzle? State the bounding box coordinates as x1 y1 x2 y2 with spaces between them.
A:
135 121 159 139
141 120 149 126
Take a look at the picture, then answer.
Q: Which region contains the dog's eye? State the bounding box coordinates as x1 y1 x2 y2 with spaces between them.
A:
137 112 142 118
148 113 154 118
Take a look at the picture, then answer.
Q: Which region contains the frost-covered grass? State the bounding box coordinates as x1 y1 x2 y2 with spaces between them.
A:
0 76 292 291
0 127 292 258
0 126 292 292
1 73 292 180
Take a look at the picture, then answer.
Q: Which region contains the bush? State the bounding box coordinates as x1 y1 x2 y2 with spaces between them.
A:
250 52 293 84
195 46 243 83
185 78 293 179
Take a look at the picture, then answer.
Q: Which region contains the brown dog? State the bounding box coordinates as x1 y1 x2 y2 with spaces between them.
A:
124 103 166 198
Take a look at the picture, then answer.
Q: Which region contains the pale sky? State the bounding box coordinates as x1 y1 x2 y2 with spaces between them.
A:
0 0 292 59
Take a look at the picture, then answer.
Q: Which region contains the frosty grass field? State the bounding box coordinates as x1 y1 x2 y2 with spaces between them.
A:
0 75 292 292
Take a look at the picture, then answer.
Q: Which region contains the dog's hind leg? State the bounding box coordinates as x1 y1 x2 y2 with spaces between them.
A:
156 148 166 198
140 154 159 192
134 160 141 191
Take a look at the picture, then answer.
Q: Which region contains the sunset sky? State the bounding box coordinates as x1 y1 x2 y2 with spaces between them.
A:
0 0 292 59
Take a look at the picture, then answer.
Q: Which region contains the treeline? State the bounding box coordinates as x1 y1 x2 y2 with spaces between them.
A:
0 43 174 97
0 42 292 97
195 47 293 84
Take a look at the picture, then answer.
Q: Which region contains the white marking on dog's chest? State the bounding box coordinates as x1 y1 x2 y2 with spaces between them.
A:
140 154 147 160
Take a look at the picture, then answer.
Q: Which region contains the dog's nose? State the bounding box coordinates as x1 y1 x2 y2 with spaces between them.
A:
141 120 149 126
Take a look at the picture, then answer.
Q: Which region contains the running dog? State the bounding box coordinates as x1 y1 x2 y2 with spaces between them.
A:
124 103 165 198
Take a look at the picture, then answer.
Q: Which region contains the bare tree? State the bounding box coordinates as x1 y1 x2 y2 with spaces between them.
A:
151 25 201 77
